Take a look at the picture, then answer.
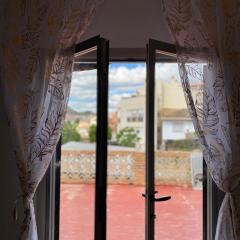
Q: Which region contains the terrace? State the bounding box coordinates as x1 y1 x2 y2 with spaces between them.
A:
60 184 202 240
59 145 202 239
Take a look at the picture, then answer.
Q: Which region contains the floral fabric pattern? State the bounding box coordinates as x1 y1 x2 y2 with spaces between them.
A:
161 0 240 239
0 1 100 239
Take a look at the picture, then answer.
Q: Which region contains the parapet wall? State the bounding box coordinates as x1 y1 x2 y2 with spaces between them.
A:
61 150 192 187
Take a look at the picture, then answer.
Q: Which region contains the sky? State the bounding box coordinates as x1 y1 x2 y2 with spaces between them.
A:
68 63 180 113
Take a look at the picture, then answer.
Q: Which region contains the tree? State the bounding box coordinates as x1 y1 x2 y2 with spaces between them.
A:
89 124 97 142
88 124 113 142
116 127 140 147
62 121 81 144
108 126 112 140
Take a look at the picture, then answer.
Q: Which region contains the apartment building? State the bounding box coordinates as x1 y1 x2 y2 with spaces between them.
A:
117 77 195 149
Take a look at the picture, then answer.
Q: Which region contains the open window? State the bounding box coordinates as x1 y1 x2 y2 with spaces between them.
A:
144 39 204 240
41 37 225 240
46 36 109 240
145 39 225 240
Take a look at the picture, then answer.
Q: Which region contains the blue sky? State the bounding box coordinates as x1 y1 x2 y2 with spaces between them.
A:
110 63 145 69
68 63 180 113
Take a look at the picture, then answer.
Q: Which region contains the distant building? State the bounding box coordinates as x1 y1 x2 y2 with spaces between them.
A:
109 111 118 139
89 116 97 126
117 89 145 149
117 77 197 149
76 115 97 141
76 121 90 140
161 108 195 143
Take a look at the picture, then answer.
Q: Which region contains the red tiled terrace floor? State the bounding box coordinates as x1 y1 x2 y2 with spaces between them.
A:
60 184 202 240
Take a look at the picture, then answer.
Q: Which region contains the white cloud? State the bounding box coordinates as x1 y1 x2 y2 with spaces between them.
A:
108 93 131 112
155 63 180 82
109 65 146 84
68 63 180 113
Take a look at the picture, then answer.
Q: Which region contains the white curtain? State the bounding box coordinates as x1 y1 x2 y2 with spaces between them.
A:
161 0 240 239
0 1 100 239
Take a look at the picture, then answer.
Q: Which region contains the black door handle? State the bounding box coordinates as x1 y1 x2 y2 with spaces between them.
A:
142 191 171 202
153 195 171 202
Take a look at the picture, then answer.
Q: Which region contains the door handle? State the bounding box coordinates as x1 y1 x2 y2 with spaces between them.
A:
142 191 171 202
153 195 171 202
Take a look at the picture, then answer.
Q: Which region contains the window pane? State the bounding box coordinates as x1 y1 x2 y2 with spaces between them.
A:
60 48 97 240
154 58 203 240
107 63 146 240
138 109 144 122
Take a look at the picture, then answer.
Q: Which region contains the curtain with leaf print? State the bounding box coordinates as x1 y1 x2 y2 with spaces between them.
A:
0 1 101 239
161 0 240 239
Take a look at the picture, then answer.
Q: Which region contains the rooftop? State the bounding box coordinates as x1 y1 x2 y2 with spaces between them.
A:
161 108 191 120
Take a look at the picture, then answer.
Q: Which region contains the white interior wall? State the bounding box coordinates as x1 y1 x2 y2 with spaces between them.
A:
0 97 48 238
81 0 173 48
0 99 22 238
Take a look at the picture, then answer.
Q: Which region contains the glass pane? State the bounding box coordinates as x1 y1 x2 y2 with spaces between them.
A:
107 63 146 240
154 54 203 240
60 48 97 240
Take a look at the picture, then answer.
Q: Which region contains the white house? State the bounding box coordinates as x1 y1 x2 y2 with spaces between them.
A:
161 108 195 142
117 80 196 149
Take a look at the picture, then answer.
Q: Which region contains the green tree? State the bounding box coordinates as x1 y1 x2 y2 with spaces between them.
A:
62 121 81 144
108 126 112 140
116 127 140 147
88 124 113 142
89 124 97 142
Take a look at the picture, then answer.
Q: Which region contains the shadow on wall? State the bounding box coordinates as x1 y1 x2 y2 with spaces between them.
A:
0 100 22 239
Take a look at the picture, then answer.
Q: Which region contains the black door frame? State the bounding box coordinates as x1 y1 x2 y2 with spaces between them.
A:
51 37 212 240
54 35 109 240
146 39 176 240
146 39 207 240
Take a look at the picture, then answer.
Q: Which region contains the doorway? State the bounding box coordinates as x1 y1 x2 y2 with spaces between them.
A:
57 36 203 240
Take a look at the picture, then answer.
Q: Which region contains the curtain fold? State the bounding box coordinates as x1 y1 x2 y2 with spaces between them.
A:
161 0 240 239
0 1 100 239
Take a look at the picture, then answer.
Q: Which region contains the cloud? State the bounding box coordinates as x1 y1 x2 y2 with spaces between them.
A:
68 63 180 113
109 65 146 84
108 93 132 112
155 63 180 82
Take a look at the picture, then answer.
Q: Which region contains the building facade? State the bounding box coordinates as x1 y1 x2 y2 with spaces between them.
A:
117 77 196 149
117 90 145 148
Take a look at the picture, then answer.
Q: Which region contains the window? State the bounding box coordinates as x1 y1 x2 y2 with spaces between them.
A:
138 109 144 122
58 36 109 240
46 38 221 240
127 111 131 122
126 109 144 122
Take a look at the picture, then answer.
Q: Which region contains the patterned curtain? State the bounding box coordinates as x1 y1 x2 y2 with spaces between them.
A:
161 1 240 239
0 1 100 239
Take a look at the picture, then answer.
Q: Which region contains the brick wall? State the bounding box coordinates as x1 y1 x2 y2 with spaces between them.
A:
61 150 192 187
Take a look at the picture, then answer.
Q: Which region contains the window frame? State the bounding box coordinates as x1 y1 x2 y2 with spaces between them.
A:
145 38 208 240
42 40 223 240
144 39 223 240
49 35 109 240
